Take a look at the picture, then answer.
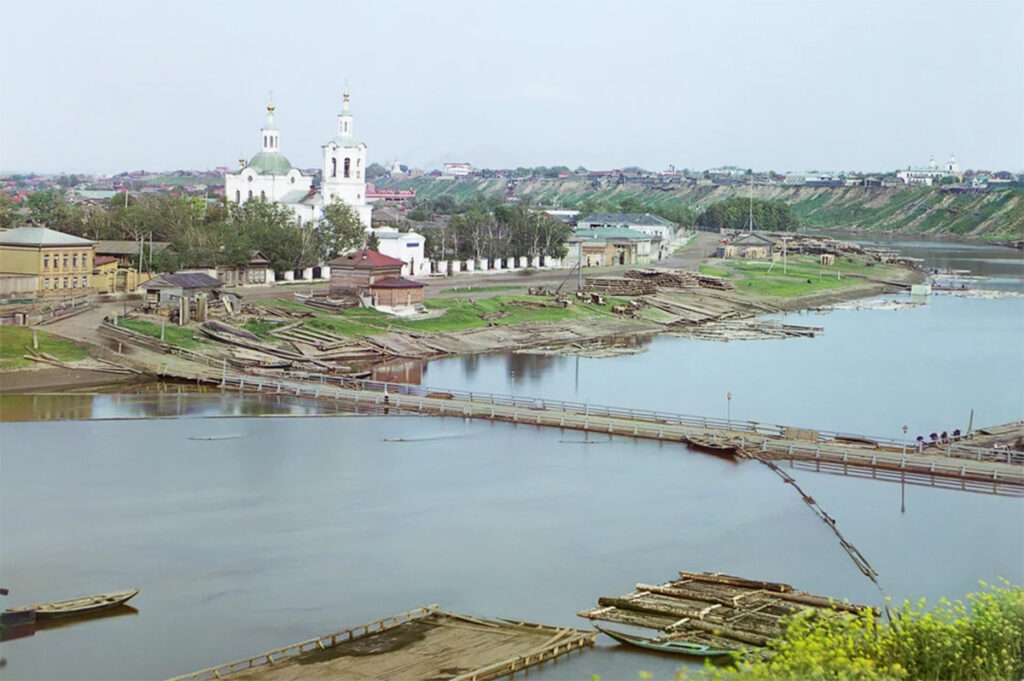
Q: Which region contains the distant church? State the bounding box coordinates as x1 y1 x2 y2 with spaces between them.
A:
224 89 372 227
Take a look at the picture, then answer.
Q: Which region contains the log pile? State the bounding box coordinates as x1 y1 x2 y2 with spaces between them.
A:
578 569 877 654
624 270 698 288
584 277 657 295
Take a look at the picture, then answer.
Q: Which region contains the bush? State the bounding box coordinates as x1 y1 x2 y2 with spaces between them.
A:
685 581 1023 681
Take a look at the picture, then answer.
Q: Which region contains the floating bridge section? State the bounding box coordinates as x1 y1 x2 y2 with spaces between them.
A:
203 369 1024 497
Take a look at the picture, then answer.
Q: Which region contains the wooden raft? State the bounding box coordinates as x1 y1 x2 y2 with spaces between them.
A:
578 570 877 653
167 605 594 681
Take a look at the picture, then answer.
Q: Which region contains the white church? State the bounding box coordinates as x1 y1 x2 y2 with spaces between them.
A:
225 89 373 227
225 90 429 277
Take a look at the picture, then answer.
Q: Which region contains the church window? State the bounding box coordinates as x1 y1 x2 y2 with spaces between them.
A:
357 158 361 168
344 158 351 178
331 158 337 178
264 135 267 147
236 190 241 203
248 190 253 199
261 191 266 200
290 176 295 184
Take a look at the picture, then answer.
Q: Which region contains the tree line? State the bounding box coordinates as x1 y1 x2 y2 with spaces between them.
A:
6 190 364 274
696 197 798 232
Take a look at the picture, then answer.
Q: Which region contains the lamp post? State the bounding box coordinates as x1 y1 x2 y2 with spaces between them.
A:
901 425 908 456
726 392 732 429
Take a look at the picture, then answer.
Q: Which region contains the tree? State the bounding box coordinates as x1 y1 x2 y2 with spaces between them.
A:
366 162 387 180
25 190 71 227
318 199 366 260
228 198 309 272
366 230 380 251
0 193 22 229
697 198 798 232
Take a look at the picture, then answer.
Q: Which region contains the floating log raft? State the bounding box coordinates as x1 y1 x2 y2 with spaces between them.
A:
578 569 877 655
166 605 595 681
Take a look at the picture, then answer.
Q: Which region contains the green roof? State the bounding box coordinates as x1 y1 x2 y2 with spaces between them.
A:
0 226 95 247
247 151 293 175
573 227 651 241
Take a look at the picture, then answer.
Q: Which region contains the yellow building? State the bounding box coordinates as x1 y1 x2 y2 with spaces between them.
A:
0 226 96 295
91 256 120 293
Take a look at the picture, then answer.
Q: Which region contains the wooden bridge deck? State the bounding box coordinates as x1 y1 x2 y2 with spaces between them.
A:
101 322 1024 496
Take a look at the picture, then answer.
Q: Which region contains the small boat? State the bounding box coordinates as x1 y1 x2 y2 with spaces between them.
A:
684 435 740 460
1 608 36 628
4 589 139 620
595 626 734 657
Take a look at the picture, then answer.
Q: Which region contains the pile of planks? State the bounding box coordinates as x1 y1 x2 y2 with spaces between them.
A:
585 277 657 295
247 304 313 320
579 570 877 654
267 321 380 362
624 269 698 289
695 273 735 290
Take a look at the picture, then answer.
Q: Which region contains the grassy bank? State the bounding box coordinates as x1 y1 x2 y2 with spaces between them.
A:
117 318 202 349
273 295 623 338
376 177 1023 240
0 326 90 370
703 255 907 297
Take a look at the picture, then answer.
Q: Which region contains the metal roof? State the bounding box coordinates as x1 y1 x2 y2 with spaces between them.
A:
327 249 405 269
0 226 95 247
581 213 675 227
145 272 224 289
246 151 293 175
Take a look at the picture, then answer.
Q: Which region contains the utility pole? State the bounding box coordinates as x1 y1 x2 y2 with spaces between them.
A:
726 391 732 428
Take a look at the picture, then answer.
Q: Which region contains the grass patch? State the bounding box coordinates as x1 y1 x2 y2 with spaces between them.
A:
300 295 623 337
0 326 90 370
700 264 732 278
117 318 202 348
712 255 904 298
241 320 283 338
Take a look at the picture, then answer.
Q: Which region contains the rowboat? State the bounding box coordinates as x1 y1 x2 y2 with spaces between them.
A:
596 625 735 657
4 589 139 619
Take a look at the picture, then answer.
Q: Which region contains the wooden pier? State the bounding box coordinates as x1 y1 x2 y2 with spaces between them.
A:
102 322 1024 497
165 606 594 681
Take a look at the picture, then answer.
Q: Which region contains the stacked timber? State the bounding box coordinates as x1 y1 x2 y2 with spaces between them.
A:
695 274 735 290
246 304 313 319
579 570 877 655
624 269 699 289
585 277 657 295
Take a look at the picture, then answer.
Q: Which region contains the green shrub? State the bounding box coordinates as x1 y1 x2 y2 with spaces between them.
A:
685 582 1023 681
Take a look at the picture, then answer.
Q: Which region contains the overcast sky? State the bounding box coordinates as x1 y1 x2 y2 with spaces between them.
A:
1 0 1021 175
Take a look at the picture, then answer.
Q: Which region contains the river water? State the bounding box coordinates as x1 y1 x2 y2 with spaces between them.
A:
1 240 1021 681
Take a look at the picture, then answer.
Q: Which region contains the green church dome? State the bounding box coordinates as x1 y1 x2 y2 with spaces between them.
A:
247 151 293 175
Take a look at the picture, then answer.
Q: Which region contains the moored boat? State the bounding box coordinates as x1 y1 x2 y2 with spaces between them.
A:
4 589 139 620
596 625 735 657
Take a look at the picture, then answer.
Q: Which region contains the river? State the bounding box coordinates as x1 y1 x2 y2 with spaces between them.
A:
1 240 1021 681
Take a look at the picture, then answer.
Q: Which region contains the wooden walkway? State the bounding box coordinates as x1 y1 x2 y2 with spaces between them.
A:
102 322 1024 496
166 606 594 681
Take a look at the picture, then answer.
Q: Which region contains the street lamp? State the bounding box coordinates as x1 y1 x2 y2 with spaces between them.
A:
902 425 908 456
727 392 732 429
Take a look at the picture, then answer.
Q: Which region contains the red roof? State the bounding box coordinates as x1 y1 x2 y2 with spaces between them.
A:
327 248 405 269
94 256 118 265
370 276 424 289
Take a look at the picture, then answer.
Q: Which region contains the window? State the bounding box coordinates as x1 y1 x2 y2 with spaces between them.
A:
73 254 78 268
44 278 50 289
290 176 295 184
331 158 337 178
44 255 50 270
260 190 266 199
63 254 69 268
63 277 69 288
248 190 253 199
72 277 78 288
236 190 241 203
344 158 351 178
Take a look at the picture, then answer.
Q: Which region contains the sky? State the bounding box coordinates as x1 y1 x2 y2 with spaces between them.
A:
1 0 1021 175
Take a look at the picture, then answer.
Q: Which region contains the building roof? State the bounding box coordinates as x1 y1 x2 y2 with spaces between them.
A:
327 248 405 269
93 256 119 266
247 151 293 175
73 189 118 201
572 227 652 241
145 272 223 290
0 226 95 247
581 213 675 227
370 276 424 289
278 189 311 204
96 240 171 256
323 134 363 149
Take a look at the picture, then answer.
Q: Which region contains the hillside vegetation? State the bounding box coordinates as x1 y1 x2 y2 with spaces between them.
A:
378 177 1023 241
